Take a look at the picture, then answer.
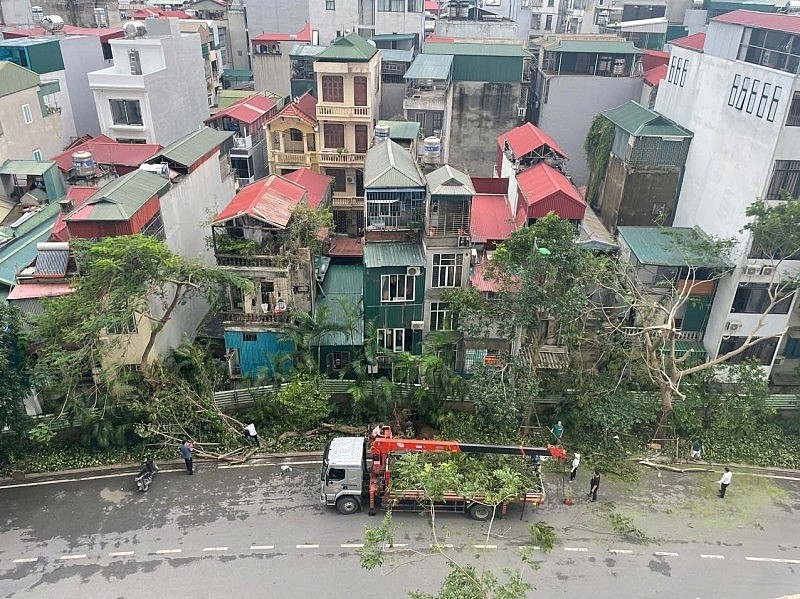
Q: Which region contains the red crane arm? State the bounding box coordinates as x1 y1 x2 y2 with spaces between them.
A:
371 436 567 461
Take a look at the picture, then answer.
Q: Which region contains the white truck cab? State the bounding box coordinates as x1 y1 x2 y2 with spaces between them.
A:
321 436 367 514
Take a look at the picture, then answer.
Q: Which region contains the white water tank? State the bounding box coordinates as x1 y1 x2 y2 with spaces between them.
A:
72 151 96 177
374 124 391 139
422 136 441 164
139 163 169 177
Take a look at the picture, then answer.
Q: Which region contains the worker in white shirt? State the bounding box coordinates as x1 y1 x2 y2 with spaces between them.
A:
244 422 260 447
718 467 732 498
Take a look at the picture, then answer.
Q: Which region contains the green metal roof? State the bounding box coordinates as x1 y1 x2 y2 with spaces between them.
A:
404 53 453 80
364 242 426 268
152 127 233 168
371 33 417 42
221 69 253 80
316 263 365 346
425 42 529 57
541 39 642 54
81 170 170 221
316 34 377 62
0 202 60 286
364 139 425 189
602 101 692 138
380 49 414 63
377 120 421 140
426 165 475 196
290 44 326 57
617 226 732 268
0 160 57 176
663 340 707 358
0 61 40 98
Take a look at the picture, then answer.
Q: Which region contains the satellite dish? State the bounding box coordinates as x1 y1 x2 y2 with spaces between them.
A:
41 15 64 33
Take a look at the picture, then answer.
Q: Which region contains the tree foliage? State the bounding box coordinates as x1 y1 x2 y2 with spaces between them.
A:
0 303 31 440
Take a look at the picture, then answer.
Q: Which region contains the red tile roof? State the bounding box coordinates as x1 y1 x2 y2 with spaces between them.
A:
425 35 456 43
131 8 192 18
7 281 74 300
206 94 277 125
643 64 668 87
470 194 516 243
497 122 568 160
51 186 105 241
283 168 332 209
51 135 162 173
251 21 312 44
212 175 307 227
425 0 440 11
267 92 318 127
471 176 508 195
470 263 500 293
641 49 670 71
516 163 586 221
671 32 706 52
325 236 364 258
0 24 123 43
713 10 800 35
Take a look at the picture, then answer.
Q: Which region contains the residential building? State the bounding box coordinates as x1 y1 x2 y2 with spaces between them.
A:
422 40 531 177
0 61 62 161
266 91 320 177
6 241 76 322
289 44 326 97
0 29 120 146
177 19 223 107
653 11 800 385
189 0 250 71
314 34 381 236
513 160 586 227
375 119 421 155
88 18 208 146
50 134 162 182
251 22 312 97
205 93 279 187
315 262 364 375
376 43 415 120
639 48 670 108
528 34 643 184
309 0 424 48
600 16 669 50
593 100 692 233
402 53 453 164
434 0 532 43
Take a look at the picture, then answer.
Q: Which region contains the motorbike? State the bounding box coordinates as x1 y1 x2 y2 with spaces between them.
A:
135 456 158 492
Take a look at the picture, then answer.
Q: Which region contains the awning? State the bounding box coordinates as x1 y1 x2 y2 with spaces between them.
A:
371 33 417 42
222 69 253 81
0 160 54 176
662 340 707 359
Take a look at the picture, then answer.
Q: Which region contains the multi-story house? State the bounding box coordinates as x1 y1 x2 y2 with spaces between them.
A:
434 0 533 42
205 93 279 187
50 135 162 182
88 18 209 146
209 172 331 377
17 0 123 28
251 22 312 98
403 53 453 164
527 34 643 184
0 61 62 161
314 33 381 236
266 91 320 177
0 29 119 147
189 0 250 71
653 10 800 386
289 44 326 97
592 100 692 233
376 43 416 120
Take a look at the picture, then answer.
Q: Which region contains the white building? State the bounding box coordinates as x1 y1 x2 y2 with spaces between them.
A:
88 18 208 146
654 10 800 384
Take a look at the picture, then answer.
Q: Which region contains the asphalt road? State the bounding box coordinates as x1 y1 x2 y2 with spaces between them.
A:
1 456 800 598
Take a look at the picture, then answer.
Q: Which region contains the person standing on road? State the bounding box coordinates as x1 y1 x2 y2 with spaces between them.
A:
691 439 703 461
588 469 600 501
551 420 565 444
570 453 581 482
718 467 732 498
181 440 194 475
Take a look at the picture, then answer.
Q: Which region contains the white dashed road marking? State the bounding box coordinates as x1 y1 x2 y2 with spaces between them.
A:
746 557 800 564
473 544 497 549
59 554 86 560
430 543 455 548
654 552 680 557
219 460 320 469
341 543 364 548
155 549 182 555
701 554 725 559
108 551 134 557
296 544 319 549
202 547 228 552
12 558 39 563
250 545 274 550
609 549 634 554
564 547 589 552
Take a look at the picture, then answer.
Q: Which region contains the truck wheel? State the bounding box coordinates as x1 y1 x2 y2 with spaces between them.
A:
468 503 492 521
336 496 360 515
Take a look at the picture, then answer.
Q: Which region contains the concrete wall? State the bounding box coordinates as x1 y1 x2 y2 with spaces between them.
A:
0 86 62 160
309 0 358 47
245 0 308 48
60 35 105 138
0 0 33 26
226 7 250 70
448 81 521 177
252 52 291 97
537 74 641 185
380 82 405 120
435 19 524 43
32 0 121 27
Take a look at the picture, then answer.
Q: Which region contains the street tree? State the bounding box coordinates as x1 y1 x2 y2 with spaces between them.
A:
0 303 31 442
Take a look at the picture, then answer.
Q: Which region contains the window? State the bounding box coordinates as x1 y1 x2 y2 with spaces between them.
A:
116 138 147 144
109 99 143 126
767 85 782 122
377 328 411 352
731 284 792 314
128 49 142 75
408 0 423 10
545 15 553 30
326 168 346 192
107 312 138 335
32 148 42 161
22 103 32 124
378 0 405 11
242 332 257 342
355 124 368 153
289 128 303 142
718 336 778 366
353 76 368 106
431 111 443 132
327 351 350 372
140 211 165 240
326 0 335 8
548 0 554 5
679 59 688 87
381 274 415 302
327 467 345 481
430 302 452 331
728 74 740 107
321 76 344 102
668 56 677 84
735 76 750 110
746 79 760 113
432 253 463 288
766 160 800 200
787 92 800 127
323 123 344 148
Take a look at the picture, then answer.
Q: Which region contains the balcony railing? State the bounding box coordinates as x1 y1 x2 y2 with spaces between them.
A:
621 327 703 342
232 135 253 150
222 310 290 324
215 254 288 268
318 151 365 165
331 196 364 208
316 105 371 119
271 150 312 166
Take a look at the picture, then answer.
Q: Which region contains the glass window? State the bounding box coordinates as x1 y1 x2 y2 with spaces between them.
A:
242 332 257 341
327 351 350 372
718 336 778 365
32 148 43 161
321 75 344 102
767 86 782 122
289 128 303 141
545 15 553 30
408 0 423 11
22 104 32 124
326 0 335 9
109 99 143 125
728 74 740 107
378 0 405 11
326 168 346 191
323 123 344 148
432 253 463 288
430 302 452 331
766 160 800 199
354 76 368 106
107 312 138 335
381 274 415 302
731 284 792 314
377 328 410 351
786 91 800 126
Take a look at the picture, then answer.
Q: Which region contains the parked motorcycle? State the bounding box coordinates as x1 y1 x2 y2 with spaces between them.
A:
135 456 158 492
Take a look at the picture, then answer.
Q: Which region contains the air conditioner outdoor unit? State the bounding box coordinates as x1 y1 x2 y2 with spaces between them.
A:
744 265 761 276
346 176 355 184
761 265 776 276
406 266 421 276
458 235 471 248
725 320 742 332
411 320 424 330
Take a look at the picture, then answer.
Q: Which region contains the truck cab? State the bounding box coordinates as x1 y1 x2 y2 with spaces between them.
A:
321 436 367 514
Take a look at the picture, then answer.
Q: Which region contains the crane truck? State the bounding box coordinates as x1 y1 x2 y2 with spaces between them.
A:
321 426 567 521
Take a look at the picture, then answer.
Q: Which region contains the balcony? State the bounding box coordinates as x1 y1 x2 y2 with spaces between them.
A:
331 196 364 208
215 254 288 268
232 135 253 151
404 86 448 112
221 310 290 324
271 150 312 167
318 151 366 166
316 104 371 119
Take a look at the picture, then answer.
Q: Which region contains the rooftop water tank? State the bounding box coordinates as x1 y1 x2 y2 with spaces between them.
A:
422 136 441 165
374 124 391 139
71 151 96 178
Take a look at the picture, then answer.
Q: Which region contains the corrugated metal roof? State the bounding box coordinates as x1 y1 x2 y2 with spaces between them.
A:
713 10 800 35
364 140 425 189
380 49 414 63
426 165 475 196
517 163 586 221
0 61 40 98
377 120 421 140
497 122 568 159
7 281 74 300
470 263 500 292
540 39 642 54
671 32 706 52
316 263 365 346
425 42 529 57
221 69 253 80
206 94 276 125
0 203 60 286
617 226 731 267
282 168 332 209
51 135 162 172
579 203 618 252
212 174 306 227
363 242 425 268
601 101 692 138
68 170 169 222
316 33 377 62
371 33 417 42
470 194 516 243
404 53 453 80
0 160 57 176
289 44 326 57
152 127 233 168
